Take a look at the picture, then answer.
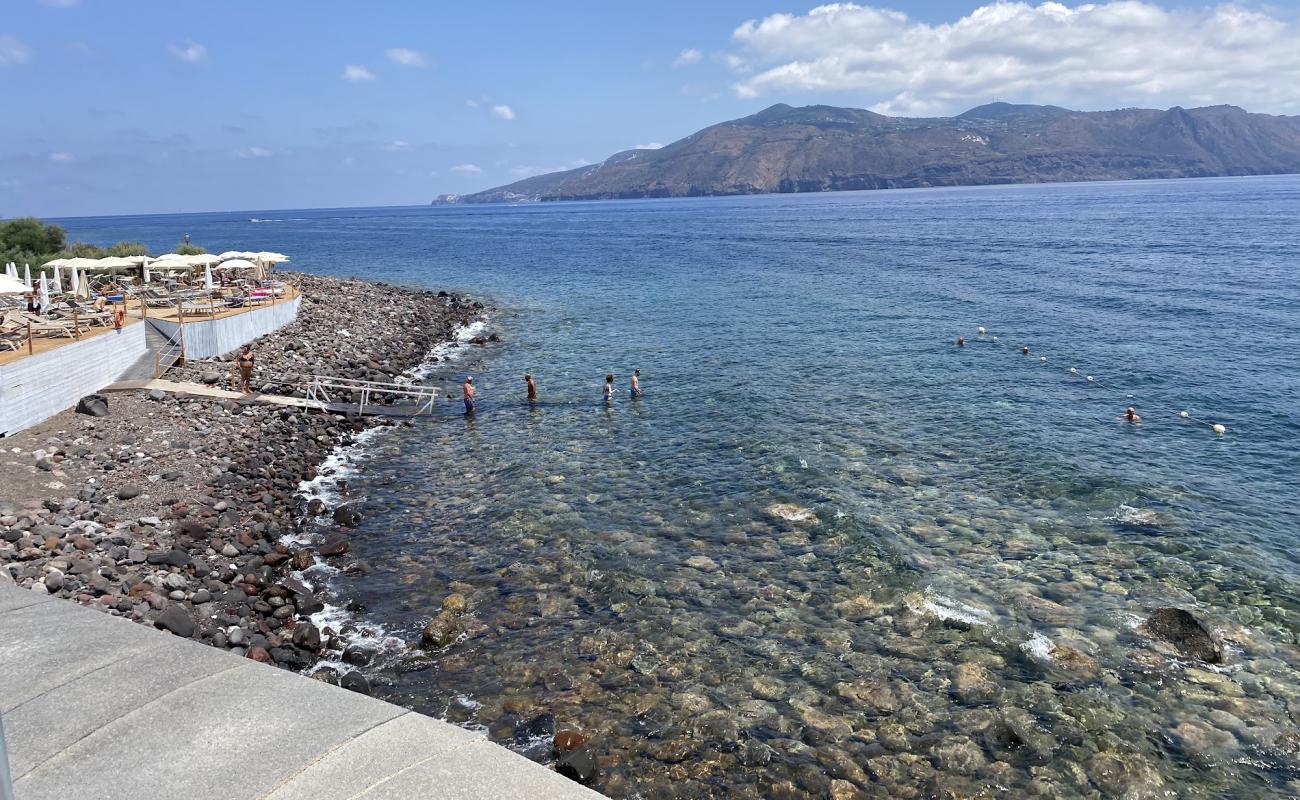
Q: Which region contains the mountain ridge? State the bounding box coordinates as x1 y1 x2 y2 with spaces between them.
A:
442 102 1300 204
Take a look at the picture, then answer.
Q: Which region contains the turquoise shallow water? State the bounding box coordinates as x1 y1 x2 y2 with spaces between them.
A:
63 176 1300 797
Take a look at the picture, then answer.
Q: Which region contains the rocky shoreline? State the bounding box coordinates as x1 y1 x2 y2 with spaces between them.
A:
0 272 485 683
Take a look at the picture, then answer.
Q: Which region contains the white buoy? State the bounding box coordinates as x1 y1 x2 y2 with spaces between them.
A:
1212 423 1226 435
1180 411 1189 419
1069 367 1078 375
992 336 998 342
1086 375 1094 382
1039 356 1047 362
977 326 986 335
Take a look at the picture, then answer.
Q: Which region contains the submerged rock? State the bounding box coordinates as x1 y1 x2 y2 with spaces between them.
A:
951 662 998 705
1143 608 1222 663
421 612 464 648
556 744 597 784
766 503 819 525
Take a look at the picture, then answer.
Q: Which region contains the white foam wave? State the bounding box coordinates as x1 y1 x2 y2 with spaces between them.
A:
284 315 489 671
293 426 389 517
1020 632 1055 663
911 590 996 628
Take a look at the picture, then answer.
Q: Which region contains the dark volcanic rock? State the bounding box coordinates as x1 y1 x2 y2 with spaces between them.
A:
341 671 371 695
75 394 109 417
556 744 598 785
319 537 350 557
154 604 195 638
1144 608 1223 663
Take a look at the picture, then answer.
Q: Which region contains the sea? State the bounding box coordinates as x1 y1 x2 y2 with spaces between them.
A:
60 175 1300 798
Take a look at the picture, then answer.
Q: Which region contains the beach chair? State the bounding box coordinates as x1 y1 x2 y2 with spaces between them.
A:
0 326 28 351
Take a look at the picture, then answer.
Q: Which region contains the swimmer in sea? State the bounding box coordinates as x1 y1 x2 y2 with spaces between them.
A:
603 374 614 403
630 368 642 398
1022 346 1030 356
463 376 476 415
1120 406 1141 424
525 373 537 402
956 336 966 347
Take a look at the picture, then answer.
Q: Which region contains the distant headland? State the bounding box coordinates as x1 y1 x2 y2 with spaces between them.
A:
437 102 1300 204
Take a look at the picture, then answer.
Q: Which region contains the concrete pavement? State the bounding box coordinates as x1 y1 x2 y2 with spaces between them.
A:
0 583 602 799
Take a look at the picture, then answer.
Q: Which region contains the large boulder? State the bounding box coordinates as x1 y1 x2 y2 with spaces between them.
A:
75 394 109 417
1143 608 1222 663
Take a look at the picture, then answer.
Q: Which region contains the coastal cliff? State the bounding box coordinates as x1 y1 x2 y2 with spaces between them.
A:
447 102 1300 203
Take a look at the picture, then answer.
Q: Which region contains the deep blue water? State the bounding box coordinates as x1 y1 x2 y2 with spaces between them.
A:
60 176 1300 798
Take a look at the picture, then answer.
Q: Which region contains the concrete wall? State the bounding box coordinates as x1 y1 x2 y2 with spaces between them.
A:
152 296 301 360
0 324 147 436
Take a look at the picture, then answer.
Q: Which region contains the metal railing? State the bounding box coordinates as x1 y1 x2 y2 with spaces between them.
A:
302 374 441 415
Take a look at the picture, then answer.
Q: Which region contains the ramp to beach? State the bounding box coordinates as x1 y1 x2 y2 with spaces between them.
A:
102 377 443 418
0 583 599 800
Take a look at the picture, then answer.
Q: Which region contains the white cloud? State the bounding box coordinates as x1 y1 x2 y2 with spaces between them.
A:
491 104 516 120
386 47 428 67
730 2 1300 115
0 35 34 66
49 152 74 162
342 64 376 82
385 140 412 152
673 48 703 67
167 41 208 64
451 164 482 174
465 99 480 108
237 147 273 158
634 142 665 150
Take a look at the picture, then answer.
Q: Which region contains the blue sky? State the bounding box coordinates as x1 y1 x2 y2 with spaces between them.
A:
3 0 1299 217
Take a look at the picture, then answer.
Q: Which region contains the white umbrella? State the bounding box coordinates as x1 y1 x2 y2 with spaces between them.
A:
92 256 138 269
142 257 151 284
217 250 258 261
61 257 102 273
203 262 213 290
52 264 64 294
38 274 50 312
217 258 259 271
0 274 27 294
24 263 32 290
255 251 289 263
70 266 80 296
5 262 15 280
77 270 91 300
41 258 69 268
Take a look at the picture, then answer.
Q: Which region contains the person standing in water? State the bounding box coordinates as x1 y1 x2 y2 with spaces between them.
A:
630 369 643 398
1120 406 1141 424
525 373 537 402
603 374 614 403
463 376 476 415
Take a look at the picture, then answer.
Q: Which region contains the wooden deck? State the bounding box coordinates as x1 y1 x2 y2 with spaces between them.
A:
0 285 299 367
141 284 300 324
0 316 142 368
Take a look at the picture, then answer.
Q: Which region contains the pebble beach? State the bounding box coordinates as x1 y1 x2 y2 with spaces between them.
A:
0 272 484 682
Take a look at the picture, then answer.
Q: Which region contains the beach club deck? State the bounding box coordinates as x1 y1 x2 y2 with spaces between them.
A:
0 269 302 436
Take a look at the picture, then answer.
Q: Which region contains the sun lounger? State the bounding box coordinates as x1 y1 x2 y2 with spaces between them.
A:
179 301 218 317
5 312 77 339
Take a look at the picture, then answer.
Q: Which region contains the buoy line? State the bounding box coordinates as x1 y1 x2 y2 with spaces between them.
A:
962 327 1229 435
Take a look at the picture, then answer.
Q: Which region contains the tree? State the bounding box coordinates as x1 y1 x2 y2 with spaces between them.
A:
0 217 66 264
175 243 207 255
104 241 150 257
